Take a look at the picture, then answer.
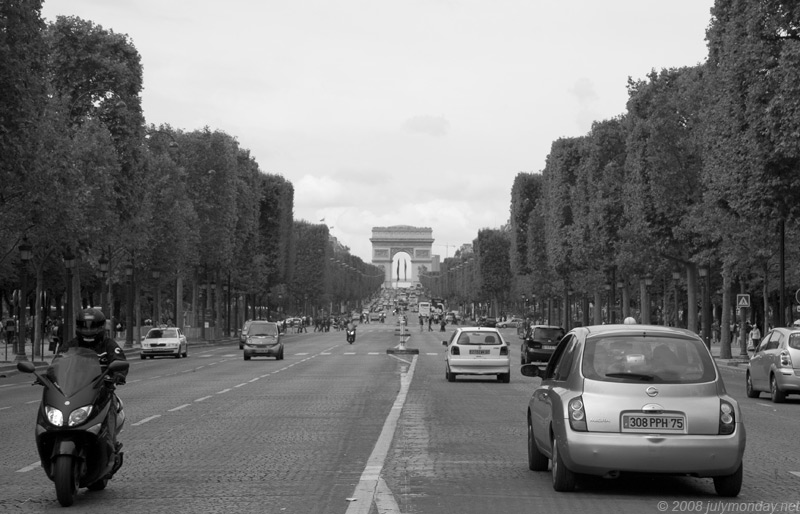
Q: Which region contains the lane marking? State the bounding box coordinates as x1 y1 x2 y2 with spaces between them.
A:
217 388 231 394
25 400 40 405
168 404 190 412
346 355 417 514
790 472 800 478
195 396 212 402
16 461 41 473
234 383 247 388
132 415 161 426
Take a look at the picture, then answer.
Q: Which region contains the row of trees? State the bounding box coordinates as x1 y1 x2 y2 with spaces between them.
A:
428 1 800 359
0 5 381 358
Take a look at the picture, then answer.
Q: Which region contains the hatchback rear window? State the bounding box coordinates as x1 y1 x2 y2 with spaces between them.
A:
457 332 501 345
249 324 278 336
581 335 716 384
533 327 564 341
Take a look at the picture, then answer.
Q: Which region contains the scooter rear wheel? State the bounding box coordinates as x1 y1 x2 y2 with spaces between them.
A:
53 455 78 506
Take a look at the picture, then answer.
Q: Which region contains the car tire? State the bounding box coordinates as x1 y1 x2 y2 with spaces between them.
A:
498 372 510 383
244 355 251 361
446 365 456 382
771 374 786 403
183 346 188 358
520 350 527 365
713 462 742 497
551 440 576 492
140 354 146 360
239 344 244 350
527 420 549 471
277 349 284 360
174 352 180 359
745 372 759 398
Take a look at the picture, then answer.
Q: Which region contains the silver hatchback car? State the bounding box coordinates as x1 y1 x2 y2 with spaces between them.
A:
521 324 745 496
746 326 800 402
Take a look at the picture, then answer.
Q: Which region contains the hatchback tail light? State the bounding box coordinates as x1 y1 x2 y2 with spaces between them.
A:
568 397 587 431
719 400 736 435
500 345 508 356
451 346 460 356
779 350 792 368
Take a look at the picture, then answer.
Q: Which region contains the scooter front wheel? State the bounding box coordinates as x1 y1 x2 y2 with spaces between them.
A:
53 455 78 507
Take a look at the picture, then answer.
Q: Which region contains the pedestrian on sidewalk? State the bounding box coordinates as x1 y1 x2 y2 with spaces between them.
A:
749 323 761 352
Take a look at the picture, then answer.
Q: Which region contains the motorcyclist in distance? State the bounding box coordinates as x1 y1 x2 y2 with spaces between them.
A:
57 308 128 451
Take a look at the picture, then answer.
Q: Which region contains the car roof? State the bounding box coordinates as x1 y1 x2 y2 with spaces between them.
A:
576 323 702 340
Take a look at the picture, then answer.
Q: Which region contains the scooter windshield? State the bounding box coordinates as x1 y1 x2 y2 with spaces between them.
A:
47 347 104 396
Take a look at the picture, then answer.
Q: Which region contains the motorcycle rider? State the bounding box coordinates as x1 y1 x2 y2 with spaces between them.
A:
57 308 128 453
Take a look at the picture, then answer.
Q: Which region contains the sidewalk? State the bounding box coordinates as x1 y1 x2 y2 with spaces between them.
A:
0 336 236 378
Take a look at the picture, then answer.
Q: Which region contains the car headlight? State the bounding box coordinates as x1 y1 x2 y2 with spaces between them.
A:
45 405 64 426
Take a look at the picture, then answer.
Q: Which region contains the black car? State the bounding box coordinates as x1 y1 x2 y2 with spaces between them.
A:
478 316 497 328
519 324 565 364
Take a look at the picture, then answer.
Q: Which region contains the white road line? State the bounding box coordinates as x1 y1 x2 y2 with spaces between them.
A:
790 472 800 478
321 352 332 355
234 383 247 388
426 353 438 356
25 400 40 405
132 415 161 426
344 352 356 355
345 355 417 514
248 377 260 382
16 461 41 473
168 404 190 412
195 396 212 402
217 388 231 394
0 406 11 411
368 352 379 355
295 353 309 355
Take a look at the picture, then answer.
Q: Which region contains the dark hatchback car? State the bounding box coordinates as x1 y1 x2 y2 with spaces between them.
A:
519 324 565 364
478 316 497 328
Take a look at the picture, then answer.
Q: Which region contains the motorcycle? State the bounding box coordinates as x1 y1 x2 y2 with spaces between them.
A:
17 347 129 507
346 325 356 344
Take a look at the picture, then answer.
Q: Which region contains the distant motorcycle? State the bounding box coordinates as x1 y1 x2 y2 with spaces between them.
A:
17 347 129 507
346 325 356 344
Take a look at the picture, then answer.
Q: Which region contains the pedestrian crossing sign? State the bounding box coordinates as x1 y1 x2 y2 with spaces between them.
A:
737 294 750 308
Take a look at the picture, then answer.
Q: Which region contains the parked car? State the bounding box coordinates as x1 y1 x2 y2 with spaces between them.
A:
521 324 745 496
519 324 565 364
442 326 510 383
746 326 800 402
239 320 253 350
140 327 188 359
243 321 284 360
497 317 524 329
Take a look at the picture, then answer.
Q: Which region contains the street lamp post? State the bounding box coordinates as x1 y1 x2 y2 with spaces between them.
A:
125 262 134 349
699 266 711 350
152 269 161 326
672 270 681 327
63 249 77 345
15 238 32 362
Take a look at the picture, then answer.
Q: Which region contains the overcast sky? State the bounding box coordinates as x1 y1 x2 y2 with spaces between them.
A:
41 0 714 262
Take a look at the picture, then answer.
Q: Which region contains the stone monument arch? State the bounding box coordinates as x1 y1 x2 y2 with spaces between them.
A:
371 225 434 288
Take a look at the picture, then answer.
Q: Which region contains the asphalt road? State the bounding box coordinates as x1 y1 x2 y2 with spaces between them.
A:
0 320 798 514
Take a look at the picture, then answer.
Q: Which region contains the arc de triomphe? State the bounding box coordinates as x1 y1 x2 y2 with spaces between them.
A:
370 225 434 288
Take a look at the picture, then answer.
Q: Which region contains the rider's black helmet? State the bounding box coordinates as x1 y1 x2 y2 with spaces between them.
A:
76 308 106 341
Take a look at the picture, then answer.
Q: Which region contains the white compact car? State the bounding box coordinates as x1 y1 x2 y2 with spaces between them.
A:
442 326 510 383
140 327 188 359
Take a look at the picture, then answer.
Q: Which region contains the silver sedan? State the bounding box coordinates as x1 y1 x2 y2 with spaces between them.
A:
521 324 745 496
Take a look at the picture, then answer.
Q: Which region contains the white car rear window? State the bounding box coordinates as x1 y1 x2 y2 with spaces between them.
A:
457 332 501 345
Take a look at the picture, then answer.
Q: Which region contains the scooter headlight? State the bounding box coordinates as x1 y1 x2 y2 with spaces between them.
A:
68 405 93 427
45 405 64 427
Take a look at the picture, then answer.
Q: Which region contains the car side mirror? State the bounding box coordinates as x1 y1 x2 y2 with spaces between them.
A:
108 360 130 374
442 340 448 346
17 361 35 374
520 363 545 378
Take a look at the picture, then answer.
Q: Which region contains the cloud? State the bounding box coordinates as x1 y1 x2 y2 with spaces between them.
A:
402 115 451 137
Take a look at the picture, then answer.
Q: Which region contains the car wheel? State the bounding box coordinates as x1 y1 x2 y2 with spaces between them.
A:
771 374 786 403
140 354 146 360
713 462 742 497
239 343 243 350
551 440 576 492
521 351 527 365
446 365 456 382
174 352 180 359
244 355 251 361
498 372 510 383
745 372 759 398
527 419 548 471
183 346 188 358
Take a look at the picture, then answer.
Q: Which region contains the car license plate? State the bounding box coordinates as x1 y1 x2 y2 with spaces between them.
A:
255 348 271 353
469 349 490 355
542 345 555 350
621 414 685 432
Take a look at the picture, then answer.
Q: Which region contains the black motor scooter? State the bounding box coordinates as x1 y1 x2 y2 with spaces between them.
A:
17 347 129 507
346 324 356 344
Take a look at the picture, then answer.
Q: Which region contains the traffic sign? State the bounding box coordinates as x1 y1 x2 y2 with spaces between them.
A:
737 294 750 308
